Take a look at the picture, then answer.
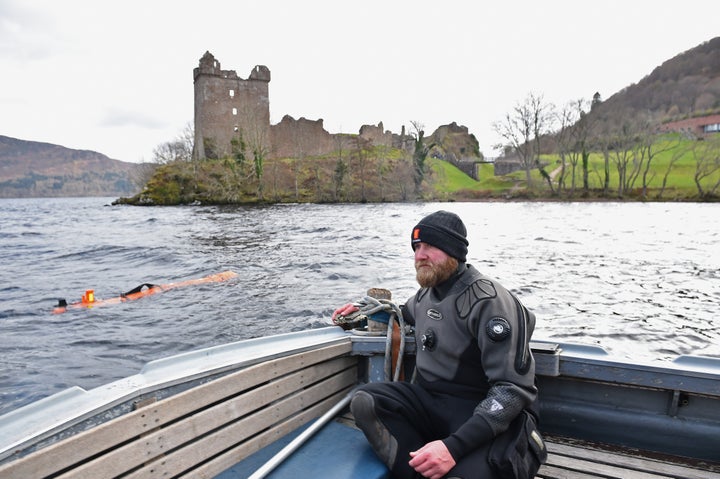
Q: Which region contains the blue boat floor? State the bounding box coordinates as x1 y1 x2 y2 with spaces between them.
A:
216 420 390 479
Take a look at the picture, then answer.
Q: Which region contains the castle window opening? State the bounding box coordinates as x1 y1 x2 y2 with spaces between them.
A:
229 89 235 98
232 107 238 116
234 126 239 132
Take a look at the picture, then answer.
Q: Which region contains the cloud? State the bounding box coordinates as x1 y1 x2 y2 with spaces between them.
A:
0 1 60 62
2 0 719 163
99 108 169 130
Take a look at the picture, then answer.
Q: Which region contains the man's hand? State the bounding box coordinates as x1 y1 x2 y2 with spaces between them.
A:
331 303 358 323
408 440 456 479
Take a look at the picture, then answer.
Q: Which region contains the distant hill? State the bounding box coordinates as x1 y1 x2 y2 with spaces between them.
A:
589 36 720 128
0 136 147 198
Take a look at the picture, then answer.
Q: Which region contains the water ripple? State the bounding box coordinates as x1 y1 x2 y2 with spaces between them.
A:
0 198 718 416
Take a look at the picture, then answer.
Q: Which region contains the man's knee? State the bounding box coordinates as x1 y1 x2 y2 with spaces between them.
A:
350 390 398 469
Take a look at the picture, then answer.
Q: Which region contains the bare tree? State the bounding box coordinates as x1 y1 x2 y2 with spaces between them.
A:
594 120 643 198
230 130 248 174
152 141 187 164
375 144 390 201
530 94 556 194
613 115 662 198
593 125 613 196
310 162 324 202
130 162 158 190
603 116 669 198
179 122 195 160
333 157 347 202
152 122 194 164
555 99 592 195
252 144 266 201
656 138 688 199
493 92 554 191
238 125 268 201
553 103 574 193
148 122 197 195
638 132 679 200
392 149 415 202
569 100 594 196
351 136 373 202
691 135 720 198
410 121 435 198
331 134 348 202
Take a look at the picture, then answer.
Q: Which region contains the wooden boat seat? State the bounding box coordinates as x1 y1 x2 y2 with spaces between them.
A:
0 340 357 479
538 436 720 479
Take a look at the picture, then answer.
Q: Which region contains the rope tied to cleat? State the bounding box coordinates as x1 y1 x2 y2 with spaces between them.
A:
333 292 411 382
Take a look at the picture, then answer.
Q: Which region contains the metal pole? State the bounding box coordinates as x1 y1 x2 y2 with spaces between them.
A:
247 389 355 479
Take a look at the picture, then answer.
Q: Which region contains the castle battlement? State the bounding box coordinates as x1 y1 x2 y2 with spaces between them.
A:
193 52 271 161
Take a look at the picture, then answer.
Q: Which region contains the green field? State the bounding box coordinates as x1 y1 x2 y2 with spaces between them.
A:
432 137 720 201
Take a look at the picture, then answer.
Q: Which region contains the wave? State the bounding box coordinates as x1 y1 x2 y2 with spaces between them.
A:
0 198 719 417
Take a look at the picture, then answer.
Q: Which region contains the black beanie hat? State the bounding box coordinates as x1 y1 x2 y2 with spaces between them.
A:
411 210 469 262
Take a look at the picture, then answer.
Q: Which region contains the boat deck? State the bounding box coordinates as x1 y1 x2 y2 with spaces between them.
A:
2 329 718 478
222 415 720 479
539 435 720 479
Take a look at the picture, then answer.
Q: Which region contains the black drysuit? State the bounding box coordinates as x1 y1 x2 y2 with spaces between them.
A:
354 263 538 478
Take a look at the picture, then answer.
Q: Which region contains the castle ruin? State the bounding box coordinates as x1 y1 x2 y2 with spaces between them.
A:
193 52 271 161
192 52 484 178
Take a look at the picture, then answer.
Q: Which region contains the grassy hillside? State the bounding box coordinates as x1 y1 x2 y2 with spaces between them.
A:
435 136 720 201
118 134 719 205
587 37 720 132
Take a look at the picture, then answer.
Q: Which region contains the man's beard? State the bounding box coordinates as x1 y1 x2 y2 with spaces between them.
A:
415 256 459 288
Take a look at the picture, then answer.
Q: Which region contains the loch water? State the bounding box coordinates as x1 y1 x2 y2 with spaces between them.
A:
0 197 718 416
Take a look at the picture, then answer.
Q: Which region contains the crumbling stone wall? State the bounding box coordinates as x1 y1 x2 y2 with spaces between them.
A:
270 119 407 159
426 122 483 179
270 115 334 158
358 122 393 147
494 156 523 175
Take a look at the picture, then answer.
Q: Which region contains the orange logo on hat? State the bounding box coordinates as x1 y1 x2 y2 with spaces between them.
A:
413 228 420 240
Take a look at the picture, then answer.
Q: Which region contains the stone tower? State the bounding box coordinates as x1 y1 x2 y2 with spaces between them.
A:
193 52 271 160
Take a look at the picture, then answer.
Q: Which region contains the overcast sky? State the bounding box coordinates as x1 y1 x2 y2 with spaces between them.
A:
1 0 718 163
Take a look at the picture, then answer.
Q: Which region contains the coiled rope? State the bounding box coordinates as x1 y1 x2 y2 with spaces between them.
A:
334 296 409 382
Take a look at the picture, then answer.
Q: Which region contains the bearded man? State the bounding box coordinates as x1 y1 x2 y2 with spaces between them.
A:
334 210 543 479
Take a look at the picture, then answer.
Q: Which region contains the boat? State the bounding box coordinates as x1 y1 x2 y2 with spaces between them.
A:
1 320 719 478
